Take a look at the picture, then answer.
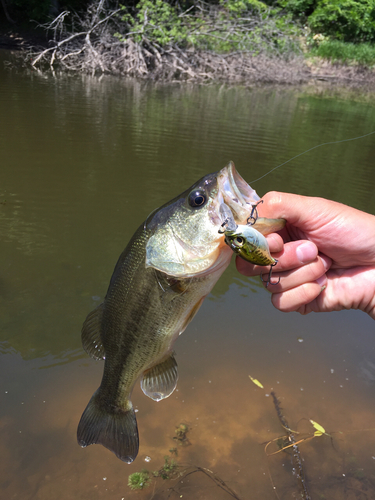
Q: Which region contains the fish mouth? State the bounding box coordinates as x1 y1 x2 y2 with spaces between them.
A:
216 161 260 225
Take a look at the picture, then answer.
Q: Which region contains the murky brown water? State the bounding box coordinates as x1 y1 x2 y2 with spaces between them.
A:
1 51 375 499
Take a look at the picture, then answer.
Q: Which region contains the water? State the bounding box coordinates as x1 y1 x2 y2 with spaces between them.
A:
1 52 375 499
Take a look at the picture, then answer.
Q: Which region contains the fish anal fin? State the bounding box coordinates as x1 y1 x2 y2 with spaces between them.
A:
253 218 286 235
81 303 106 360
141 353 178 402
77 390 139 463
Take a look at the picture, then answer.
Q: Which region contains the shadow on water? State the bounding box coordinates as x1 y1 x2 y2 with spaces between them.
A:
1 51 375 498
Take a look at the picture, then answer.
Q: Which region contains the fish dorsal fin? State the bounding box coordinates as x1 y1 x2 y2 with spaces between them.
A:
141 353 178 402
81 303 106 360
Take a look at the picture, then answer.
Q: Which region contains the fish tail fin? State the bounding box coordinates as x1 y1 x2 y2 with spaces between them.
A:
77 390 139 463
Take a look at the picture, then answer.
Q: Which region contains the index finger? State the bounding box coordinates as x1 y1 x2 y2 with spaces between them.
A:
236 240 320 276
258 192 323 228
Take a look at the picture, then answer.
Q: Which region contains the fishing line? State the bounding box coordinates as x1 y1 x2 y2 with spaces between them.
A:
251 129 375 183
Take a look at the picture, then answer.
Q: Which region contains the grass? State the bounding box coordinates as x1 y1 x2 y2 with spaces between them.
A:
310 40 375 67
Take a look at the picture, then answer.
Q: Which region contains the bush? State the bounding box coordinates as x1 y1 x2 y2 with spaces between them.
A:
278 0 317 18
308 0 375 43
117 0 301 54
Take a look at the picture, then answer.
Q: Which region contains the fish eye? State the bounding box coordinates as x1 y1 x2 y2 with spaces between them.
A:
188 190 207 208
233 236 244 247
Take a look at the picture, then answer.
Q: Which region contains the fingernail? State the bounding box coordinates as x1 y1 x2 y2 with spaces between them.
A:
316 275 327 290
296 242 317 264
320 254 332 271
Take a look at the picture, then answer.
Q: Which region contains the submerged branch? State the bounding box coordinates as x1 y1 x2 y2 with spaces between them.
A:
271 391 311 500
157 465 243 500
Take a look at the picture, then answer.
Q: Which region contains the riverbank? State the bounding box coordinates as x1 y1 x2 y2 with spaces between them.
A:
1 15 375 88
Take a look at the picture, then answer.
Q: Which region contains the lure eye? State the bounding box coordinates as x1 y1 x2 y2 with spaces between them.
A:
232 236 244 247
188 190 207 208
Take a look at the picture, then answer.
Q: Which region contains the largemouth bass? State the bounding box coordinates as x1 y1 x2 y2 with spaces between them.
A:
77 162 284 463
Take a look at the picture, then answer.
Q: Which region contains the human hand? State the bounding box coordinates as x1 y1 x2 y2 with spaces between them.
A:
236 192 375 319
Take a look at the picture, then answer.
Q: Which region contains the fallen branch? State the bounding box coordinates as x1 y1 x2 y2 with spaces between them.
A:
31 8 122 69
31 30 88 67
271 391 311 500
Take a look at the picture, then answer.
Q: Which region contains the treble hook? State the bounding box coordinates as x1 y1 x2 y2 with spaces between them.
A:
247 199 264 226
260 260 280 288
218 218 229 234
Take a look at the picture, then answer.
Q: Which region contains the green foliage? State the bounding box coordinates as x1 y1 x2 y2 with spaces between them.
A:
311 39 375 66
127 469 151 490
116 0 301 55
220 0 268 14
154 456 178 480
119 0 202 46
278 0 317 17
308 0 375 43
279 0 375 43
126 456 178 491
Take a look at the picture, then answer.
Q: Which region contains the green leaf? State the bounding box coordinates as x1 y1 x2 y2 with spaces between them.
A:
310 419 326 436
249 375 264 388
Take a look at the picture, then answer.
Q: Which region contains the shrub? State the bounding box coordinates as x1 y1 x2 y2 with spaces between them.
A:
278 0 317 18
308 0 375 43
117 0 301 54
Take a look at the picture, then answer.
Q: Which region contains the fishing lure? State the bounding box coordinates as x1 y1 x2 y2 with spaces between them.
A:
219 200 280 288
224 223 279 288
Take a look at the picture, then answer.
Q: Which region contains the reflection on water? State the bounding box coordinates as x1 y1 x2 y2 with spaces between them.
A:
1 51 375 499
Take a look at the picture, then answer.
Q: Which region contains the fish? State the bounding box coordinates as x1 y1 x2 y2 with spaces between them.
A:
77 161 284 463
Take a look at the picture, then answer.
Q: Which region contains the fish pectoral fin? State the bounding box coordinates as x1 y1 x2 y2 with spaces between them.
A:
252 218 286 235
154 270 191 303
77 389 139 463
81 303 106 360
141 353 179 402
